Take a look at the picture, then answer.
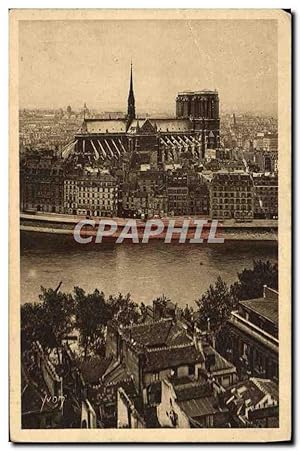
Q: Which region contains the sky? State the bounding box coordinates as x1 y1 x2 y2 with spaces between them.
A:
19 19 278 115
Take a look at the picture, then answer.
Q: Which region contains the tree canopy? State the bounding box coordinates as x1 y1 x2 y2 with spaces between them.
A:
195 276 233 333
230 259 278 305
21 301 56 352
73 287 109 359
106 293 141 327
39 286 75 344
21 286 75 354
194 259 278 333
21 285 142 359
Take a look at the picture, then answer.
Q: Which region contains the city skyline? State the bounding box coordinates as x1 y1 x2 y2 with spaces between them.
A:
19 19 278 115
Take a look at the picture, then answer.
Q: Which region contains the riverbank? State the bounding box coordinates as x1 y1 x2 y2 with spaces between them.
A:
20 225 277 241
20 220 277 241
20 212 278 228
20 213 278 241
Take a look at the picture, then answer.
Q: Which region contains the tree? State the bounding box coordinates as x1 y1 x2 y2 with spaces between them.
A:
38 286 75 351
21 302 56 353
21 284 74 354
73 287 109 359
182 304 194 324
106 293 141 326
230 259 278 305
195 276 233 333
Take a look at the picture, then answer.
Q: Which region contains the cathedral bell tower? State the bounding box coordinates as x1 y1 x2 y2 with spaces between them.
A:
127 62 136 122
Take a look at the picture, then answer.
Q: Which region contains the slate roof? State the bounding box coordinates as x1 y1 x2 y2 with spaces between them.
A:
84 119 127 134
224 383 261 410
174 382 212 402
83 117 193 134
178 396 220 419
171 374 207 387
240 298 278 325
224 377 278 409
122 318 191 349
103 361 132 386
122 319 172 347
204 345 236 374
127 117 193 134
165 323 192 347
151 118 192 132
251 378 279 402
144 344 204 372
127 119 156 134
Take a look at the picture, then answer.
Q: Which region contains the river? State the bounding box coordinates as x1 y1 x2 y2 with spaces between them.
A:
20 231 278 307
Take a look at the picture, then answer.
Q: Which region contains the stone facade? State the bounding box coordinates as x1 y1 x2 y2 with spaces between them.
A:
64 171 118 216
210 171 254 221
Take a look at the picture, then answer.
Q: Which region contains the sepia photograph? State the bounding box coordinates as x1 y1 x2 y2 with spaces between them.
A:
9 8 291 442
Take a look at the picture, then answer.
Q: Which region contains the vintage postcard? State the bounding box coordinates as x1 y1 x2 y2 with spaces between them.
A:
9 9 291 442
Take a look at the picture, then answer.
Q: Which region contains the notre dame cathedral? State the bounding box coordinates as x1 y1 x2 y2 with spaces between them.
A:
69 65 220 165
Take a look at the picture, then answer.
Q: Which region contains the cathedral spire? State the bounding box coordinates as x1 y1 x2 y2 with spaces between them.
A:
127 62 135 121
130 61 133 91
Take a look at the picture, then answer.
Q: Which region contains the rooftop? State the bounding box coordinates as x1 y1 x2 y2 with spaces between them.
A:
144 344 204 372
81 116 194 135
121 318 191 350
253 378 279 402
177 89 218 95
240 298 278 325
82 118 127 134
174 381 211 402
178 396 220 419
150 118 192 132
127 118 193 133
204 345 236 374
224 377 278 409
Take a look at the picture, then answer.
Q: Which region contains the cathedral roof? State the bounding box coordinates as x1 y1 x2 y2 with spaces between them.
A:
148 118 192 133
83 118 127 134
126 117 192 134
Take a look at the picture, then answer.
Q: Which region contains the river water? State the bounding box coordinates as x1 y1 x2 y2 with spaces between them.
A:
20 232 277 307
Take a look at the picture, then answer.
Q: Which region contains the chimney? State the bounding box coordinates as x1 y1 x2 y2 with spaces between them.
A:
207 317 211 332
263 285 267 298
263 285 279 301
